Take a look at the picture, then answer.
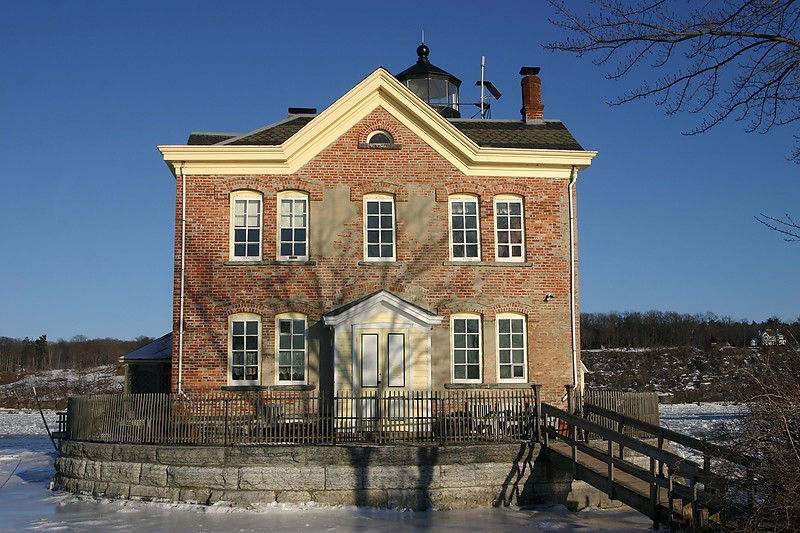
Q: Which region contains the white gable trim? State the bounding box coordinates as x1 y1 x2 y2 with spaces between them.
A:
323 290 442 329
159 68 596 179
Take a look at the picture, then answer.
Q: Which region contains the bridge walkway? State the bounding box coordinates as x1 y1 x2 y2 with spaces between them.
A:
538 402 755 532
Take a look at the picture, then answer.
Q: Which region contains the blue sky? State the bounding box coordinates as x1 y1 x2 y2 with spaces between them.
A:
2 1 797 341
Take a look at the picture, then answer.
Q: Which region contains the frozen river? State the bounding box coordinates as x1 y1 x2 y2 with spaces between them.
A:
0 405 740 532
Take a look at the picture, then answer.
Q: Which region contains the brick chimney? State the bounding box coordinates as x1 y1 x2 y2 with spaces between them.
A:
519 67 544 122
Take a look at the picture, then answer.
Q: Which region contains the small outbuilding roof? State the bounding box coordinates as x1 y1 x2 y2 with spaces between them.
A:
119 333 172 363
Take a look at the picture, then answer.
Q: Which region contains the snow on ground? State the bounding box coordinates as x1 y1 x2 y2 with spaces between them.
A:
0 405 744 532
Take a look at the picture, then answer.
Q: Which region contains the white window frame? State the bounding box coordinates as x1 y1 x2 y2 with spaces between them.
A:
230 191 262 261
496 313 527 383
449 195 481 261
229 313 261 386
494 196 525 262
276 313 308 384
277 191 309 261
364 194 396 262
451 314 482 383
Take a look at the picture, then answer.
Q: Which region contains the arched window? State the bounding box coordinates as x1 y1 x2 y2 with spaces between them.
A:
449 195 481 260
494 195 524 262
451 313 482 382
363 193 396 261
367 130 393 144
229 313 261 385
277 191 309 261
496 313 527 382
276 313 307 384
230 191 263 260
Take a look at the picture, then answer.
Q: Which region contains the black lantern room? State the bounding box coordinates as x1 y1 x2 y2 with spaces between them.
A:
395 44 461 118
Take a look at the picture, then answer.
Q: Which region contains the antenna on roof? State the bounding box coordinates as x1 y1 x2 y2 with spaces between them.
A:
474 55 502 119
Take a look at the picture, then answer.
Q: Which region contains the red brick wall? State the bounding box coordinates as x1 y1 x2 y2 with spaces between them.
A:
171 107 580 404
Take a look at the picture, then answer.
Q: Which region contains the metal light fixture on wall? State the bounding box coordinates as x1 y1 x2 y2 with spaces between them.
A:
544 293 554 302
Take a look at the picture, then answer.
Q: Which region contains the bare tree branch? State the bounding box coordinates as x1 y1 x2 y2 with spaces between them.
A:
755 212 800 240
547 0 800 160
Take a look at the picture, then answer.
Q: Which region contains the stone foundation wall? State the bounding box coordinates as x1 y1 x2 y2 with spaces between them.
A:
54 440 583 510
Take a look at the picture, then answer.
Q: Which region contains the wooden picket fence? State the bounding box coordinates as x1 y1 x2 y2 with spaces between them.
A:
582 389 660 438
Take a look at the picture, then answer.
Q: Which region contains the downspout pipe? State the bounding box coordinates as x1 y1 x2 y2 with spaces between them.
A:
177 162 186 395
568 166 579 392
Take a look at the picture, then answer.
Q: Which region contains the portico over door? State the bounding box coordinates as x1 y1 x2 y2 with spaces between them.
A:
323 290 443 396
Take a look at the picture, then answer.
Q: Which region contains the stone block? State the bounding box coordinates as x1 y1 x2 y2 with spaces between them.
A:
429 486 494 510
100 461 141 483
324 465 363 490
238 466 324 491
116 444 158 464
56 457 86 479
167 466 236 489
275 490 312 505
226 446 305 466
81 442 118 462
387 488 431 511
139 464 168 486
94 481 131 499
439 463 477 488
84 460 102 481
208 490 276 508
178 488 212 504
129 485 181 502
157 446 225 466
313 489 388 508
363 465 437 490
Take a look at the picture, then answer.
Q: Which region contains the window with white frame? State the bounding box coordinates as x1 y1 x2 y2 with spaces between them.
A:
230 314 260 385
364 194 395 261
276 314 307 383
278 192 309 260
452 314 482 381
496 314 527 381
449 196 480 260
231 192 262 260
494 196 524 261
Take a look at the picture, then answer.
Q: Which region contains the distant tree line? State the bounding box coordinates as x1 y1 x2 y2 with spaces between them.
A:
0 335 153 373
580 311 798 350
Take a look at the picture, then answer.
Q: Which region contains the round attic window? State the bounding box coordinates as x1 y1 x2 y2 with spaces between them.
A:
368 131 393 144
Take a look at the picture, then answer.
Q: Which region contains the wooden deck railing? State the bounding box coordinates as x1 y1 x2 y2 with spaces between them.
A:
64 389 538 446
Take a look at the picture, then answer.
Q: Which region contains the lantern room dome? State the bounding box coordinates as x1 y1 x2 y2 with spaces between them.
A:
395 44 461 118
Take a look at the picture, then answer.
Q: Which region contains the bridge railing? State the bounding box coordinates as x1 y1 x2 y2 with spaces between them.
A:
541 399 756 529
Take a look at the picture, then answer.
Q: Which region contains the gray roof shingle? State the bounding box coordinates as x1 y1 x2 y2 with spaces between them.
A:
186 116 583 151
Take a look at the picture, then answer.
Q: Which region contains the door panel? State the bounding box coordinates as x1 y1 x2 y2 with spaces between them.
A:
387 333 405 388
361 333 379 388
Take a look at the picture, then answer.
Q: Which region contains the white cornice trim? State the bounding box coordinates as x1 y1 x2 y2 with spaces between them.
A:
158 68 597 178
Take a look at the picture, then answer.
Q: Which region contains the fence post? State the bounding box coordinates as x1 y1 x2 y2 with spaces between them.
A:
532 384 541 443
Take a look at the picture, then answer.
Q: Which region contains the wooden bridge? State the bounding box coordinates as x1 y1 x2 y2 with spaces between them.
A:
539 397 755 532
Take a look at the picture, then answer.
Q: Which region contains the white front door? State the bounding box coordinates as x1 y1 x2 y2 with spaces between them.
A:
357 329 408 430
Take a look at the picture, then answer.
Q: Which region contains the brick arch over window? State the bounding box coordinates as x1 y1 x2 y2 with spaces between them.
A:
219 302 269 320
271 301 320 321
350 182 408 202
273 178 323 201
493 303 536 316
221 179 270 197
435 182 487 202
357 122 400 144
491 182 535 198
439 303 492 319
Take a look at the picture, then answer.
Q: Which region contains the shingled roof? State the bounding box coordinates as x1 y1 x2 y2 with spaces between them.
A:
187 115 583 150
